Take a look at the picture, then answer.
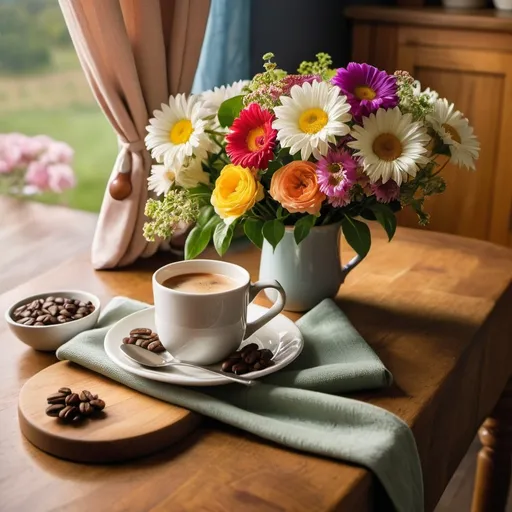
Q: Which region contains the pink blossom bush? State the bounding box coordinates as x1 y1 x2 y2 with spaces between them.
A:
0 133 76 195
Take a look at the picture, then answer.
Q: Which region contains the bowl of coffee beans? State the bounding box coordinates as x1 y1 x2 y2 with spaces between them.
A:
5 290 101 351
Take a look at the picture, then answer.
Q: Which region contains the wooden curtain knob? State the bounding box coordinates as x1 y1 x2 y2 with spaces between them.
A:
109 172 132 200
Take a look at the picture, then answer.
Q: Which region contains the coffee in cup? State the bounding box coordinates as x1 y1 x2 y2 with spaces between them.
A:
152 260 286 365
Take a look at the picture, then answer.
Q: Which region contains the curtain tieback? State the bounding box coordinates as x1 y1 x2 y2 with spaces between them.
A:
109 138 146 201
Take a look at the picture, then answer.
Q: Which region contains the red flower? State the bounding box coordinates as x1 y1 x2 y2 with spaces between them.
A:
226 103 277 170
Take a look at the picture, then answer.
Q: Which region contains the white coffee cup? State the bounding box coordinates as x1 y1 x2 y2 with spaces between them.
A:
152 260 286 365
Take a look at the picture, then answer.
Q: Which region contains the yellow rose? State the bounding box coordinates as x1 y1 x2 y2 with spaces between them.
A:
211 164 264 224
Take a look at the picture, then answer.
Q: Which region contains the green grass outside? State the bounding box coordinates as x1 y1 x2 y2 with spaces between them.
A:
0 107 117 212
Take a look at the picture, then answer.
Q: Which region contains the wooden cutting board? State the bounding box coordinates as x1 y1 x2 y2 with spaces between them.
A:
18 361 201 463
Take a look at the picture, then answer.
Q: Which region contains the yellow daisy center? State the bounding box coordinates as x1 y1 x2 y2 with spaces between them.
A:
442 123 461 144
246 126 266 152
354 85 376 101
169 119 193 145
372 133 403 161
165 170 176 182
298 108 328 134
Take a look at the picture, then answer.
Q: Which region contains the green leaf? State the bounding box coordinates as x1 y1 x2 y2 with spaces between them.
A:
217 95 244 128
368 203 397 241
185 226 212 260
294 215 316 245
341 216 371 257
196 205 214 228
244 218 264 249
213 221 235 256
188 183 212 197
262 219 285 251
267 160 282 174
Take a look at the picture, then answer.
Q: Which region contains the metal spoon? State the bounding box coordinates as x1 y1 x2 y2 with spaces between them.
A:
120 344 255 386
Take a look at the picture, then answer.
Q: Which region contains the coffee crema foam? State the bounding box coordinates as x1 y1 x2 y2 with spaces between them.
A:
162 273 238 294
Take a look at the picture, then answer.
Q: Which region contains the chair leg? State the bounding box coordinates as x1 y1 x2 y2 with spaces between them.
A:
471 378 512 512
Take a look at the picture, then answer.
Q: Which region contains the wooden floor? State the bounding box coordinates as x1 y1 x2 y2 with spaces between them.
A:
1 196 511 511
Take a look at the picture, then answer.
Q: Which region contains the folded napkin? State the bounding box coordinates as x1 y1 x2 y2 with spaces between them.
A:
57 297 423 512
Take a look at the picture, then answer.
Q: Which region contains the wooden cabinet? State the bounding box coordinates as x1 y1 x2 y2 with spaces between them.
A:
346 7 512 247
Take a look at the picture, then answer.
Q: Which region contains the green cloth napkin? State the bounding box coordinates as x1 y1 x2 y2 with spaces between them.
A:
57 297 423 512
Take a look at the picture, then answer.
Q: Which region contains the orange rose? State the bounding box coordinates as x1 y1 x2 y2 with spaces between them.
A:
270 161 326 215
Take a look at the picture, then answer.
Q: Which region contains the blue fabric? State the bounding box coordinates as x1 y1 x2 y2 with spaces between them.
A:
192 0 251 93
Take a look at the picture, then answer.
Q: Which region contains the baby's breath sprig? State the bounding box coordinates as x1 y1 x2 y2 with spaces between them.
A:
143 189 199 242
298 52 335 80
395 70 434 121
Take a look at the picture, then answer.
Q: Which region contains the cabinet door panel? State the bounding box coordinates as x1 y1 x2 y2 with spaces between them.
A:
396 43 512 246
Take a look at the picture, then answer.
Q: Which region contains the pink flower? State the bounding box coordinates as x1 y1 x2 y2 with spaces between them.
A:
371 179 401 203
25 161 50 190
41 141 74 165
316 149 358 207
47 164 76 192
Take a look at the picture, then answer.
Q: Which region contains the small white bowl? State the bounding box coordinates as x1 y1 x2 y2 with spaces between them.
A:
5 290 101 352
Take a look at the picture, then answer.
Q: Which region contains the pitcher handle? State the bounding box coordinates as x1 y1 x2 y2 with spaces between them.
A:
244 280 286 339
341 254 365 283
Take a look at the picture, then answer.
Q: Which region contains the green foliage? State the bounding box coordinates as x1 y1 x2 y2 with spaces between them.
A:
217 95 244 128
213 221 235 257
293 215 317 245
367 203 397 241
394 71 434 121
298 52 335 80
262 219 285 251
143 189 199 242
184 206 222 259
244 218 264 249
341 216 371 257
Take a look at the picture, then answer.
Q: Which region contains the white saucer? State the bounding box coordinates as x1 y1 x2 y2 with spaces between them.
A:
104 305 303 386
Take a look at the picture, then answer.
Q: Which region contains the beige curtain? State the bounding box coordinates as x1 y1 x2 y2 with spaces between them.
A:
59 0 211 269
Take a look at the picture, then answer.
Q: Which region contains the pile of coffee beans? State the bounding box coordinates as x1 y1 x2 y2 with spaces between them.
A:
12 296 95 326
46 387 106 423
122 328 165 353
221 343 274 375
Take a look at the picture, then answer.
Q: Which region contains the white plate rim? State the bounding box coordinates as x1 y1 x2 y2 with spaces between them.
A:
104 305 303 386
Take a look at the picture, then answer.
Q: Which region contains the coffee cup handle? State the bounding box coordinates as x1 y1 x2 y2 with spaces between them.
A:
244 280 286 339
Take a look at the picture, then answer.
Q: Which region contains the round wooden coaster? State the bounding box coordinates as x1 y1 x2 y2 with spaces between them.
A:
18 361 201 463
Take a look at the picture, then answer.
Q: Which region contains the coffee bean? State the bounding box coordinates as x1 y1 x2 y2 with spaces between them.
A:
232 363 250 375
253 361 263 371
228 351 243 360
240 343 258 358
140 339 152 348
59 309 71 318
89 399 105 411
54 298 64 304
77 301 87 308
58 387 72 395
76 307 88 315
24 318 35 326
135 338 144 346
259 349 273 361
122 336 133 344
244 350 260 365
48 305 58 317
132 333 153 340
130 328 152 336
46 404 65 417
64 303 77 313
57 315 67 323
46 296 55 302
34 322 44 326
73 314 83 319
65 393 81 406
79 402 93 416
79 390 95 402
148 341 165 352
221 359 237 372
59 405 79 421
36 315 47 322
47 392 67 405
17 317 30 324
63 298 72 304
49 316 58 324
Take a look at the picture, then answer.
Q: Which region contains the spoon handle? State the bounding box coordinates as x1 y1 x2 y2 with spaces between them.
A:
171 361 255 386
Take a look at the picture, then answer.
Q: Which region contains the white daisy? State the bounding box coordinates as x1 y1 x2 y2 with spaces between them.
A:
348 107 430 185
147 159 210 196
273 80 352 160
426 98 480 170
201 79 250 118
412 80 439 104
147 165 176 196
145 94 211 169
175 158 210 189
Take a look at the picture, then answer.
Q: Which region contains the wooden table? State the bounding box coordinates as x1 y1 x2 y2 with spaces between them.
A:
1 203 512 511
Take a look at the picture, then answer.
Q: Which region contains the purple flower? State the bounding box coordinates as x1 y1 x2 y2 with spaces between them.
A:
371 179 401 203
332 63 398 119
316 148 358 207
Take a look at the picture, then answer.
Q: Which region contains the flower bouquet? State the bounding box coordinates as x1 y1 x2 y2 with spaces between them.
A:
143 52 479 264
0 133 76 197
